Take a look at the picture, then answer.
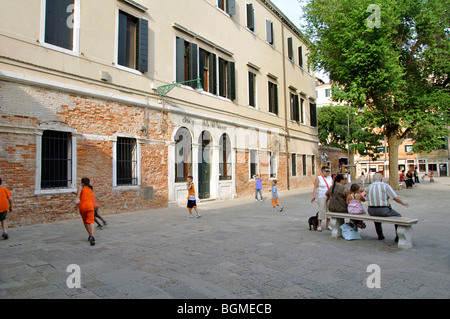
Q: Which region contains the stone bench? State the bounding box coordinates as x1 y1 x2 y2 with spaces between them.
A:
326 212 419 249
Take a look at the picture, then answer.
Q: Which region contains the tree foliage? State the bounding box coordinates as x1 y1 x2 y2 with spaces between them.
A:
302 0 450 151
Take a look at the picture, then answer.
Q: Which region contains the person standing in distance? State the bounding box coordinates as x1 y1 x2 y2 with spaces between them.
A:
311 166 333 231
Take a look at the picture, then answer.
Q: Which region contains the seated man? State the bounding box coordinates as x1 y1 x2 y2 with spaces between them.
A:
366 173 409 241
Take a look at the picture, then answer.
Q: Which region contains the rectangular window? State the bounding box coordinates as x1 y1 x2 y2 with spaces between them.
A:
312 155 316 175
269 152 277 178
44 0 75 51
246 3 255 31
176 37 198 89
268 81 278 114
41 130 72 189
248 71 256 107
300 97 305 124
325 88 331 97
218 0 236 15
199 48 217 94
310 102 317 127
219 134 232 180
118 10 148 72
219 57 236 100
298 46 303 68
287 37 293 61
290 92 299 122
291 154 297 177
117 137 138 186
302 154 307 175
405 145 414 153
250 150 258 178
266 19 274 45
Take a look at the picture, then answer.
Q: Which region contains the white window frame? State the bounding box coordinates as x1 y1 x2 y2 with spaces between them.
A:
39 0 81 56
114 8 144 75
112 135 142 189
34 129 78 195
249 149 259 180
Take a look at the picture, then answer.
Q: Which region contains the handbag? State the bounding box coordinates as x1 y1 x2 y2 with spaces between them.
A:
340 223 362 240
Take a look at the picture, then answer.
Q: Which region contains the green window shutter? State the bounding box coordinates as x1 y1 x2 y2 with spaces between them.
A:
274 84 278 114
249 72 255 106
199 49 205 89
118 11 128 67
175 37 185 82
266 19 273 44
294 94 299 121
227 61 235 100
188 42 198 88
219 58 225 97
137 18 148 73
227 0 236 15
246 3 254 30
209 53 217 94
298 46 303 68
287 37 293 60
310 102 317 126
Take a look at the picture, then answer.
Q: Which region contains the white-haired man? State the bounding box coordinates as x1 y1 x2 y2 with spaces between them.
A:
367 172 409 241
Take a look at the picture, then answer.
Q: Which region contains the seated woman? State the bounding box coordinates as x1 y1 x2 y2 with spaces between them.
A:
326 174 349 214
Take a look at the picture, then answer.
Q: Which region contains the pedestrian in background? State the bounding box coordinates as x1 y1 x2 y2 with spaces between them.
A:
0 177 12 240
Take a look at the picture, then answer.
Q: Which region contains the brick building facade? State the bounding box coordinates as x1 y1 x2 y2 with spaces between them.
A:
0 0 319 227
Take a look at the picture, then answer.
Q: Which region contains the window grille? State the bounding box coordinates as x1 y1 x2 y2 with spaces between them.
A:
117 137 137 186
41 130 72 189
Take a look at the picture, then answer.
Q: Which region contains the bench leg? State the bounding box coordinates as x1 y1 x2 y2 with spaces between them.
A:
397 225 413 249
330 217 344 238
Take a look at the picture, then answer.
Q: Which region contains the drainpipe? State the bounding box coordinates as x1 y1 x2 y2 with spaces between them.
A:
281 24 290 190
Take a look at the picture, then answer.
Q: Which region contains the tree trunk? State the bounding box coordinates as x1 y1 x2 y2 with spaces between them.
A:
388 133 403 190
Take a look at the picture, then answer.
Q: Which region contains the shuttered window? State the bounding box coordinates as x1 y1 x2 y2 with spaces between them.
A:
176 37 198 89
287 37 293 61
298 46 303 68
118 10 148 72
44 0 74 50
199 48 217 94
248 71 256 107
310 102 317 127
266 19 274 45
246 3 255 31
290 92 299 122
218 0 236 15
268 81 278 114
219 57 236 100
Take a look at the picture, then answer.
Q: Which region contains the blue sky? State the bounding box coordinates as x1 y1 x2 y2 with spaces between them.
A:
270 0 330 82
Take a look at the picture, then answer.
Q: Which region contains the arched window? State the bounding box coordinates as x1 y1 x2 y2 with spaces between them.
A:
219 133 232 180
175 127 192 182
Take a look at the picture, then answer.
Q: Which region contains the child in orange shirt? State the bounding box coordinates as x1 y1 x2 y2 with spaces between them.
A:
186 176 201 218
0 177 12 240
75 177 96 245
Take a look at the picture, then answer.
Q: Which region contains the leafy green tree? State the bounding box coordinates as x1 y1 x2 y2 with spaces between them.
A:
303 0 450 188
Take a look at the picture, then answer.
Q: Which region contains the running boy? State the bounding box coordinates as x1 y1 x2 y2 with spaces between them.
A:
186 176 201 218
270 180 284 212
75 178 96 245
0 178 12 240
88 185 108 229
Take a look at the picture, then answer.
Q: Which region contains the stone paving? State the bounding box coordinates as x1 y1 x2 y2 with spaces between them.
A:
1 177 449 299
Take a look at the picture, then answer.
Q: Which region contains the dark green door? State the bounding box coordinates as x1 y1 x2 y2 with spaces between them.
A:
198 132 211 199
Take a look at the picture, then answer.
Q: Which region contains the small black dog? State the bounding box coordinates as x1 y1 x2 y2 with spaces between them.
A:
308 212 319 230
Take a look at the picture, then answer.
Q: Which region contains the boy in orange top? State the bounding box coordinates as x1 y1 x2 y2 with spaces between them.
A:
75 177 96 246
186 176 201 218
0 177 12 240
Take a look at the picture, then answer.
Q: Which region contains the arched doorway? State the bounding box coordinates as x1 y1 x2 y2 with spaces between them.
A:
198 131 212 199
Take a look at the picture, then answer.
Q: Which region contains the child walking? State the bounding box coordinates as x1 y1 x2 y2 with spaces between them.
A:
88 185 108 229
270 180 283 212
253 174 264 202
75 177 96 246
346 183 366 229
186 176 201 218
0 177 12 240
